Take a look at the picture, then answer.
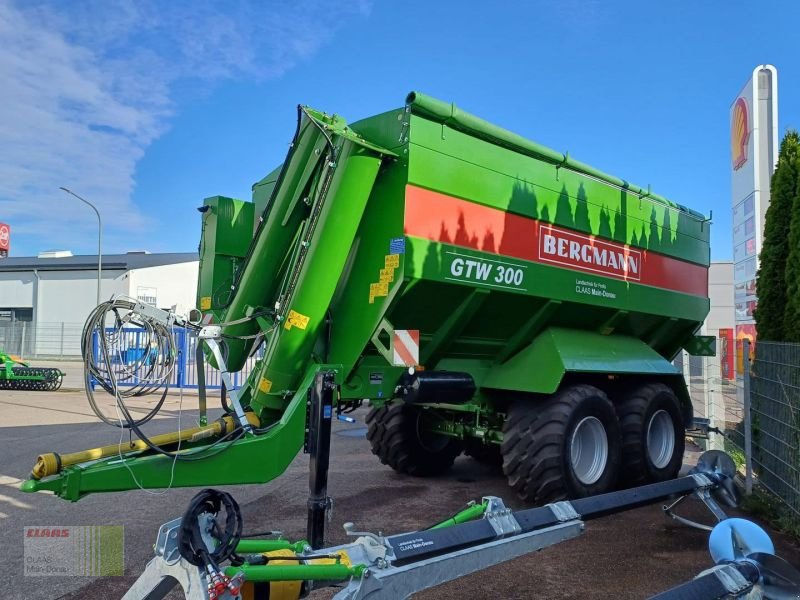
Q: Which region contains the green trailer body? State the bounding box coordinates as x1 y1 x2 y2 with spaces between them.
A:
198 92 711 415
24 93 713 502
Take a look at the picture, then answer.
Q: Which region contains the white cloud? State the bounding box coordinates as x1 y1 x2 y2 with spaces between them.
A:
0 0 370 254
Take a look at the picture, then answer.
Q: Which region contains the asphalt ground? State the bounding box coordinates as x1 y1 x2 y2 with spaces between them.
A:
1 389 799 600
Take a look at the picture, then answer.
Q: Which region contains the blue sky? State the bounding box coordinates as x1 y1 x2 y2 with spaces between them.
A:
2 0 799 261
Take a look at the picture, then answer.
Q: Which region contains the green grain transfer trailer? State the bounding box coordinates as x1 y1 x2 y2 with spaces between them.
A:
24 92 713 503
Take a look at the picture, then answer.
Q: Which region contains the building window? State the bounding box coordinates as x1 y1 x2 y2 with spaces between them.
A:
0 308 33 322
137 286 158 306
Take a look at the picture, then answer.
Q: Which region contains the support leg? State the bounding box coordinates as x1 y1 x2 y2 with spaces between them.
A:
306 370 335 549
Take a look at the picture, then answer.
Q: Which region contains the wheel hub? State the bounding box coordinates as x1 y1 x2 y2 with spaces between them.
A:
569 416 608 485
416 413 450 453
646 409 675 469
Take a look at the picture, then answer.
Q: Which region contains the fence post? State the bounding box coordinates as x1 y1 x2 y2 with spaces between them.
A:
701 353 718 450
91 329 99 391
681 349 690 387
20 321 27 359
9 321 16 356
175 329 185 388
60 322 65 358
743 338 753 495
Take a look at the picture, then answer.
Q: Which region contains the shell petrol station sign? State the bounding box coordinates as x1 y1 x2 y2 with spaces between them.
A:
730 65 778 373
731 97 750 171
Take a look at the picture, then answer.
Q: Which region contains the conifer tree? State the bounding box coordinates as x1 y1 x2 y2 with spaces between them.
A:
781 131 800 340
756 131 799 340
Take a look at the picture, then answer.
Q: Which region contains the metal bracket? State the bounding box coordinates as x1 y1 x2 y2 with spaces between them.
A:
663 474 729 532
343 523 391 565
198 326 251 433
547 500 580 523
482 496 521 537
122 518 239 600
709 564 753 596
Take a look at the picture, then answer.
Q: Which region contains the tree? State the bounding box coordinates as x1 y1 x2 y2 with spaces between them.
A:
757 131 799 340
782 131 800 340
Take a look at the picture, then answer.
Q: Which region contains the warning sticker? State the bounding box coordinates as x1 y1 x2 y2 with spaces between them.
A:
258 377 273 393
379 268 394 283
368 252 402 304
393 330 420 367
200 296 212 310
369 282 389 304
284 309 310 330
384 254 400 269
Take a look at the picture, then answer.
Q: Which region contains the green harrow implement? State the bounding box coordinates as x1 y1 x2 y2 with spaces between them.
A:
0 350 64 392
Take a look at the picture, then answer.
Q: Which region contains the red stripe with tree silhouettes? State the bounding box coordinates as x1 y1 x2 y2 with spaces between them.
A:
403 185 708 297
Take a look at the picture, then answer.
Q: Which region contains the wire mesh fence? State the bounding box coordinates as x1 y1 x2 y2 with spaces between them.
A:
678 340 800 523
749 341 800 519
0 321 84 358
675 349 744 459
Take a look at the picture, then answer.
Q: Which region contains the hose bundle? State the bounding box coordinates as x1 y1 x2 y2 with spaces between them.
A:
178 489 243 568
178 489 245 598
82 297 177 427
80 297 245 462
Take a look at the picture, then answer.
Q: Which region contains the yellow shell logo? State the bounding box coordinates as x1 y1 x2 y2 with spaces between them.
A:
731 97 750 170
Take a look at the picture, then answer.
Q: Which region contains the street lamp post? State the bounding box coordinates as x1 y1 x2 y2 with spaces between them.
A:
59 187 102 306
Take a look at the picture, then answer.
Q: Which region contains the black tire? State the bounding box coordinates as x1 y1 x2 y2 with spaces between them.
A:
464 440 503 467
616 383 685 485
366 403 463 476
501 385 622 503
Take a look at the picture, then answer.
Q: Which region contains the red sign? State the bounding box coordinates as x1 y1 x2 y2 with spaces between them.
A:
731 97 750 170
719 328 734 380
538 223 641 282
0 222 9 252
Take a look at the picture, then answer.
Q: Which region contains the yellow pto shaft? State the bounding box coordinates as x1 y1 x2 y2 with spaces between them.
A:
31 412 260 480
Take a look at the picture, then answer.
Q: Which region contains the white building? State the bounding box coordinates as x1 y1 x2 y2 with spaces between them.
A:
0 251 198 356
703 261 735 340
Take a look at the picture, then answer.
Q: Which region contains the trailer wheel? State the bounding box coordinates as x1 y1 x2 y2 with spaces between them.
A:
502 385 621 503
616 383 684 484
366 403 463 476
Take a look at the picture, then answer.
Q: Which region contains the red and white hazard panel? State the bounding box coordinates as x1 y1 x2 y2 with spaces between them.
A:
392 330 419 367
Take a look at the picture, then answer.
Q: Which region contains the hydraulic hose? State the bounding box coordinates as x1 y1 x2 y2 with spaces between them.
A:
82 298 176 427
178 489 243 569
77 297 249 466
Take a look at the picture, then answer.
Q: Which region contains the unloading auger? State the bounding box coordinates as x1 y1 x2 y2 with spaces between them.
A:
123 450 799 600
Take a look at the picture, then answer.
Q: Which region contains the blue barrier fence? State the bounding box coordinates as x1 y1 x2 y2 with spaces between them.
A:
93 328 261 390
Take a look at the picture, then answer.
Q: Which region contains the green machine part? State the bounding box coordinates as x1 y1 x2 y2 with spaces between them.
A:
0 350 64 392
23 92 713 500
